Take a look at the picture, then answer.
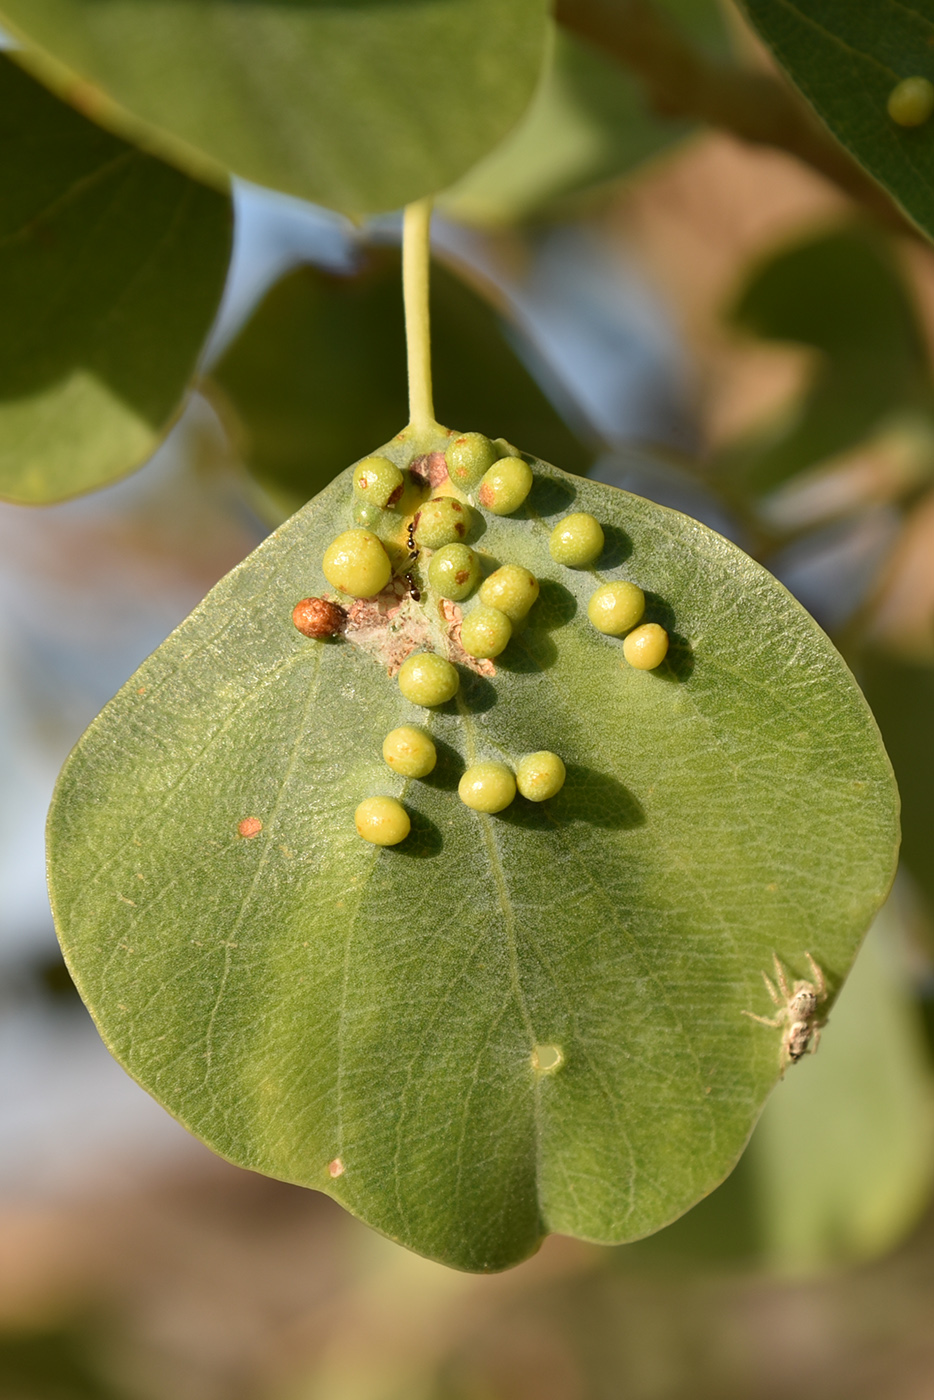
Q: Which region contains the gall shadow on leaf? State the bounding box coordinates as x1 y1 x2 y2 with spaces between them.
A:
497 628 557 674
641 592 695 683
527 475 576 518
420 738 464 793
496 580 577 674
450 667 497 714
500 766 646 832
465 512 487 545
597 524 632 569
550 766 646 830
399 807 444 859
535 579 577 630
492 579 578 675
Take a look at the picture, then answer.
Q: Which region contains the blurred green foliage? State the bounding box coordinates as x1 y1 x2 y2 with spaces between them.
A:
717 225 932 497
0 57 231 505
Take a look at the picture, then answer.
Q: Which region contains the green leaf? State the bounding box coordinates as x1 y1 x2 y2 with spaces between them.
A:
718 224 931 497
208 249 593 519
47 434 897 1272
862 650 934 911
739 0 934 244
621 900 934 1272
0 55 231 505
0 0 549 217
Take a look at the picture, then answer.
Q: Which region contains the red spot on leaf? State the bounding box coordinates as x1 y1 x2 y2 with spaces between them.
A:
238 817 262 839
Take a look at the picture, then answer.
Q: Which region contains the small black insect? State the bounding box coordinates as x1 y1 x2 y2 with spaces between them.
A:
404 572 421 602
406 519 419 563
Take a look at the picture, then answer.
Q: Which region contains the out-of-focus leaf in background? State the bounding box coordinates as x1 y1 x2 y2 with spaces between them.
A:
48 449 897 1270
740 0 934 245
0 56 231 505
716 225 932 499
624 903 934 1273
442 0 729 227
0 0 550 217
207 249 593 519
863 652 934 916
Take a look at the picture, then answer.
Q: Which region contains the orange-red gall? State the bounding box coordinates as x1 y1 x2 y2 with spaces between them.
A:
238 817 263 838
328 1157 345 1178
292 597 346 639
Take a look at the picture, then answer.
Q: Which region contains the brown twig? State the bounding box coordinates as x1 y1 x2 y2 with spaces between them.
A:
555 0 917 237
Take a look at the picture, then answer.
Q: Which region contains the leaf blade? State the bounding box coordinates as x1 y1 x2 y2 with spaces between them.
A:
47 442 898 1270
0 0 550 216
0 56 231 504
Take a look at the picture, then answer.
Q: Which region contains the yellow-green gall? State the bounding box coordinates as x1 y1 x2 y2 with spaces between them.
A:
427 543 481 601
445 432 499 489
382 726 437 779
888 76 934 127
397 652 460 706
460 605 512 659
516 751 566 802
549 513 604 567
352 455 404 508
624 622 669 670
478 457 533 515
479 564 539 621
587 581 645 635
458 762 516 813
322 529 392 598
414 496 471 549
354 796 410 846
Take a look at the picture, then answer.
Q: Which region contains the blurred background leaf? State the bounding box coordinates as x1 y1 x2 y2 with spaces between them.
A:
862 652 934 917
207 248 594 519
441 0 729 227
740 0 934 245
0 0 550 217
0 56 231 505
715 224 932 500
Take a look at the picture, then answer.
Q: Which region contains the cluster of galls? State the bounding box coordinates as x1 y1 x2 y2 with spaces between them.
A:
292 430 669 846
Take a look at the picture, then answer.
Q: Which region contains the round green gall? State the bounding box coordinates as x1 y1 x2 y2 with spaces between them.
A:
413 496 471 549
460 605 512 659
445 432 498 489
322 529 392 598
354 796 410 846
888 76 934 127
382 725 437 779
549 513 605 568
397 652 460 706
516 751 566 802
458 762 516 813
624 622 669 670
478 456 533 515
427 543 481 601
352 455 404 508
587 581 645 635
479 564 539 621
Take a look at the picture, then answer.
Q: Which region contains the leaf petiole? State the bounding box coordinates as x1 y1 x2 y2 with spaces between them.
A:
402 198 439 436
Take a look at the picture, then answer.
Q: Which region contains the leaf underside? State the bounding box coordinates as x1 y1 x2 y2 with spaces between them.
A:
0 56 231 504
0 0 550 216
740 0 934 244
47 435 898 1271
